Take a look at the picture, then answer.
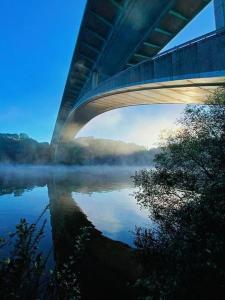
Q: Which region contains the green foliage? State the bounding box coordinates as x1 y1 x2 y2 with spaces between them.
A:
0 133 51 164
0 213 48 299
133 88 225 300
56 137 158 165
0 209 91 300
47 227 91 300
0 134 158 165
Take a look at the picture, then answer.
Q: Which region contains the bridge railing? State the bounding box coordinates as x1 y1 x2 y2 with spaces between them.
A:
75 28 225 108
153 27 225 59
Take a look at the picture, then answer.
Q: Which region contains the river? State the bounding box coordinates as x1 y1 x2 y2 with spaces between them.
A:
0 165 153 298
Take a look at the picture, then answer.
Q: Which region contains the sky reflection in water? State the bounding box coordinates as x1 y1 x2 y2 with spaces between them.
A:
74 188 151 246
0 166 151 248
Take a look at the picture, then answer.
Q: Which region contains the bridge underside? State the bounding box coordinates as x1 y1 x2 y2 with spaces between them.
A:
59 76 225 141
52 0 214 144
54 27 225 142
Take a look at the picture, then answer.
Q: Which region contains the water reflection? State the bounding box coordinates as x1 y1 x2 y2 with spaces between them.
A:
0 165 151 245
0 165 150 298
48 181 142 298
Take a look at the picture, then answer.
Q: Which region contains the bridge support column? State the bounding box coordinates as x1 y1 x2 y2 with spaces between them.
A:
214 0 225 29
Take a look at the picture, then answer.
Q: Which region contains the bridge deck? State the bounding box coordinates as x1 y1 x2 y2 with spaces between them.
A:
57 28 225 141
52 0 211 143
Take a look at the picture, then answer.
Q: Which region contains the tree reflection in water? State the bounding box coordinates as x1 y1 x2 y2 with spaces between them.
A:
0 166 144 299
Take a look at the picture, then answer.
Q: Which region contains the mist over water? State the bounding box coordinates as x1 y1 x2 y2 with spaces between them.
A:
0 165 152 250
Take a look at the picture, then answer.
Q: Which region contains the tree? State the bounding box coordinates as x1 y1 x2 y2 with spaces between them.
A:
0 208 90 300
0 133 51 164
133 88 225 300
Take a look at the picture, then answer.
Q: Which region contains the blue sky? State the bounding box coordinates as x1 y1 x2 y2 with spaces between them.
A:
0 1 215 147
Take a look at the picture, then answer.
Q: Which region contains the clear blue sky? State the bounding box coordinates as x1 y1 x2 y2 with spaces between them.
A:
0 1 215 147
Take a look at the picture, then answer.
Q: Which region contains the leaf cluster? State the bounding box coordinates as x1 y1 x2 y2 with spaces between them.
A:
133 88 225 300
0 208 91 300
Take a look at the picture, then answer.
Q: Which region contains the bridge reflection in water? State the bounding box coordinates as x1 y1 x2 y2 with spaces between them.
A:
0 166 146 299
48 181 141 299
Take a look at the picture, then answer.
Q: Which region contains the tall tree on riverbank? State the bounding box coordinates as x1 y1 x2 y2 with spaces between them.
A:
133 88 225 300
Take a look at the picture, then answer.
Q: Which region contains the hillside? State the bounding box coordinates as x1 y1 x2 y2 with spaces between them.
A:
56 137 159 165
0 134 159 166
0 133 50 164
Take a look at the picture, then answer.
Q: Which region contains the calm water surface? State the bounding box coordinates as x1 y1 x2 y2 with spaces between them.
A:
0 165 152 250
0 165 154 298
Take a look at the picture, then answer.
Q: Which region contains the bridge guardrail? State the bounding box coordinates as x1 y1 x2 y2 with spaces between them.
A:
155 27 225 59
75 28 225 108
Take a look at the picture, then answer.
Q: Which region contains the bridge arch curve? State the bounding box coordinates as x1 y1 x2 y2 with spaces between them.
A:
59 29 225 141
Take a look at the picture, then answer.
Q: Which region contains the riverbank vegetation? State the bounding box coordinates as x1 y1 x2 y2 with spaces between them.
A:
0 135 158 166
0 207 138 300
133 88 225 299
0 208 90 300
0 88 224 299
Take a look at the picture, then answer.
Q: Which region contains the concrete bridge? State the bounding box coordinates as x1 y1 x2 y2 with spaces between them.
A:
52 0 225 143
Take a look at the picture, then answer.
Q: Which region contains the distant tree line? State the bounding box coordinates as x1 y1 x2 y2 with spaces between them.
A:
56 137 158 165
0 133 51 164
1 88 224 299
0 134 158 166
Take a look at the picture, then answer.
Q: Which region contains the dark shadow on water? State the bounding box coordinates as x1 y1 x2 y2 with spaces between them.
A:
0 165 145 299
48 182 142 299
